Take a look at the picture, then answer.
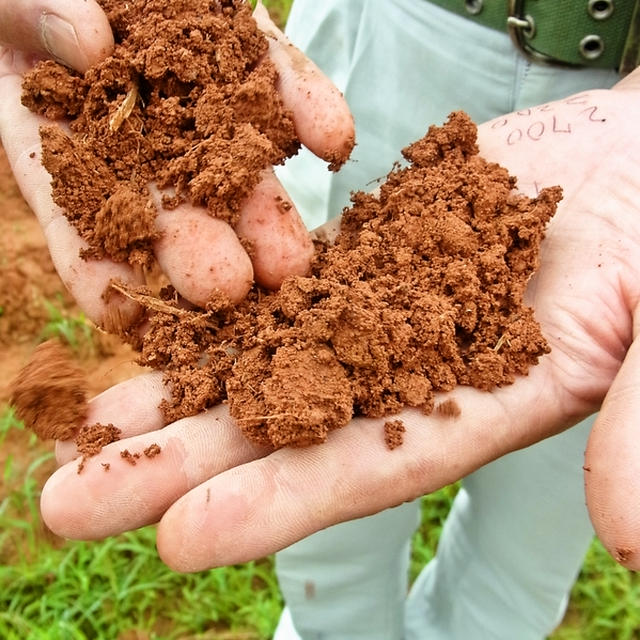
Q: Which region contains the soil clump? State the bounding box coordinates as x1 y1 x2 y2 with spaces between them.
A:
8 340 127 473
75 422 122 473
384 420 406 451
9 340 88 441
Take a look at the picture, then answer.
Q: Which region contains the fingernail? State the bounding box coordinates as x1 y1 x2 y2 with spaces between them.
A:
40 13 89 72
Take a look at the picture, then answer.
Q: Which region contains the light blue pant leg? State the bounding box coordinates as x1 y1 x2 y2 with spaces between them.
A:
274 1 619 638
405 417 596 640
274 502 421 640
274 423 595 640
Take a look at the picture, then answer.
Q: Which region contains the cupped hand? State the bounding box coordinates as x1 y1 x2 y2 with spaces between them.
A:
0 0 354 328
40 68 640 571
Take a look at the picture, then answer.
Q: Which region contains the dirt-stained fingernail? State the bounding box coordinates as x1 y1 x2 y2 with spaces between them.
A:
40 14 89 72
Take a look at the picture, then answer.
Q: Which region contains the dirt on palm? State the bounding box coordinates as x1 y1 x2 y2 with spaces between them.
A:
134 111 559 447
15 0 561 450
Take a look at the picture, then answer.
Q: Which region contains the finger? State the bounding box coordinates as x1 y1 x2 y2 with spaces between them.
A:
41 401 270 539
55 372 168 465
156 365 574 571
153 168 315 302
0 75 144 327
235 168 314 290
0 46 41 76
153 197 254 306
253 2 355 169
0 79 302 312
585 327 640 570
0 72 264 310
0 0 113 73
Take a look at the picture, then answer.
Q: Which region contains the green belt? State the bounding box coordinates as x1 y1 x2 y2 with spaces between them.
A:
428 0 640 74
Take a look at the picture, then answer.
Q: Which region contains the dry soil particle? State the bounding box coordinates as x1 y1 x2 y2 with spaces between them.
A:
384 420 406 451
117 444 164 464
144 443 162 458
9 340 88 441
120 449 142 465
9 342 127 471
75 422 122 473
129 112 560 448
435 398 462 419
21 0 321 269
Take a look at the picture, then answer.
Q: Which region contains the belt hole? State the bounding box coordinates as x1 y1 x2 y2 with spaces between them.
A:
464 0 484 15
580 34 605 59
588 0 615 20
522 15 536 39
588 0 613 20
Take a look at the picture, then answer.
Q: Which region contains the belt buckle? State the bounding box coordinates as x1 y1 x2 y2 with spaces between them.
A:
506 0 579 67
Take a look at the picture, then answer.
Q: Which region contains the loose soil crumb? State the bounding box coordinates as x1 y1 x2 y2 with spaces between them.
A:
9 340 88 441
20 0 338 271
144 443 162 458
120 449 141 465
615 547 633 564
10 343 127 473
384 420 406 451
129 112 559 448
75 422 122 472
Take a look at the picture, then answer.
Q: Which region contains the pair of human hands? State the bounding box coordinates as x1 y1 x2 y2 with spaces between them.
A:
0 0 353 313
3 0 640 571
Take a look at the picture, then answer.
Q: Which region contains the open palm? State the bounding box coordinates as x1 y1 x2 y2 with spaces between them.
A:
477 80 640 568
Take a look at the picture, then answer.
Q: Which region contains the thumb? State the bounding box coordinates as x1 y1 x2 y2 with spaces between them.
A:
0 0 113 72
585 326 640 569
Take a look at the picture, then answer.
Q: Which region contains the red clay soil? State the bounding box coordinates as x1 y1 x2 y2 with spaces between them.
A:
133 111 559 448
75 422 122 473
15 0 561 450
8 340 131 473
9 340 88 441
384 420 406 451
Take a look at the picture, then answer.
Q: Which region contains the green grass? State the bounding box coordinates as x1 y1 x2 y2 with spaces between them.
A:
39 296 96 357
1 531 282 639
0 406 282 639
250 0 291 28
551 539 640 640
0 405 29 447
410 482 460 580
